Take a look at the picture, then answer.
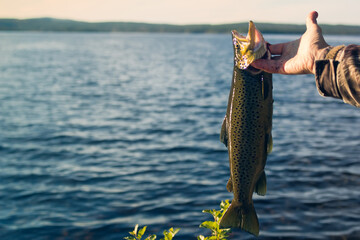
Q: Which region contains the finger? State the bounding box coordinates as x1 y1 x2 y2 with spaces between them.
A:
268 43 285 55
306 11 318 29
271 55 282 61
251 59 285 74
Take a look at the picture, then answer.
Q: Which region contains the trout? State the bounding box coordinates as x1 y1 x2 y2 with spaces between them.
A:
219 21 273 236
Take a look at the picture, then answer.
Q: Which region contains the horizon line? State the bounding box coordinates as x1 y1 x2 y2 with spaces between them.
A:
1 16 360 27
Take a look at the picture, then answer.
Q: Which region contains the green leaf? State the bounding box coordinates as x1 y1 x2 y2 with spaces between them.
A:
171 228 180 235
219 228 231 234
199 221 218 230
134 224 139 236
220 200 230 210
197 235 206 240
214 211 223 220
219 200 230 218
160 227 180 240
202 209 215 215
138 226 147 239
161 231 170 240
124 237 136 240
145 234 157 240
198 200 233 240
207 236 218 240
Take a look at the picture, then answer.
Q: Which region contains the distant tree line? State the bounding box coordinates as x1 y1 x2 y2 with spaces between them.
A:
0 18 360 35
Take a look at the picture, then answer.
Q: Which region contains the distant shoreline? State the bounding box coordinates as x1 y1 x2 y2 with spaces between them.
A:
1 17 360 35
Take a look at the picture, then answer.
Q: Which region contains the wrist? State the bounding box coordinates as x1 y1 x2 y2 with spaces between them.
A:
315 45 345 61
324 45 345 60
315 46 332 61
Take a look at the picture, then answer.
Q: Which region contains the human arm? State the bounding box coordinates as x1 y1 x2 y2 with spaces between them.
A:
315 44 360 107
252 11 360 107
251 11 328 75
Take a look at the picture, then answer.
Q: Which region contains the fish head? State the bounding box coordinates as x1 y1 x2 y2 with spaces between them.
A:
232 21 267 69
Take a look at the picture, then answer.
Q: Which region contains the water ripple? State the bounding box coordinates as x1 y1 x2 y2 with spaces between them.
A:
0 32 359 240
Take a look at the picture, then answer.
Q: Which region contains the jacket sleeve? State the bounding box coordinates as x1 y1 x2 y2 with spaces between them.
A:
315 44 360 108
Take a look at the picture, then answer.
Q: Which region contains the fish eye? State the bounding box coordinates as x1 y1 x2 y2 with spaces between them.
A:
234 43 241 49
234 42 244 50
233 39 240 49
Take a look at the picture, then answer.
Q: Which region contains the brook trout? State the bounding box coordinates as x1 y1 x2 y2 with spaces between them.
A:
219 21 273 236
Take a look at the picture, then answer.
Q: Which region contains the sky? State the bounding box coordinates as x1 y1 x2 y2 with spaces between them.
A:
0 0 360 25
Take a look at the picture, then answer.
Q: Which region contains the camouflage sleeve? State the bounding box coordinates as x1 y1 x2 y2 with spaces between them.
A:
315 44 360 108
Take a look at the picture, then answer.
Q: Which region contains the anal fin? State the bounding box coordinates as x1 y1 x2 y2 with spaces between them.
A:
254 171 266 196
267 133 273 154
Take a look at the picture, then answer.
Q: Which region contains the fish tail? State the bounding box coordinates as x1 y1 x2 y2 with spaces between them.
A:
219 200 259 236
242 203 259 236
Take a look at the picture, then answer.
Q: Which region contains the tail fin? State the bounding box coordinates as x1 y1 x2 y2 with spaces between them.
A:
219 201 259 236
242 204 260 236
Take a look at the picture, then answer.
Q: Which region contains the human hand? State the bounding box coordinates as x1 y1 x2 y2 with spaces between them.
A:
251 11 329 75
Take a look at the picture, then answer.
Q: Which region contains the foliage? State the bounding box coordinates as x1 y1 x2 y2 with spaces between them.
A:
197 200 231 240
124 200 231 240
124 224 179 240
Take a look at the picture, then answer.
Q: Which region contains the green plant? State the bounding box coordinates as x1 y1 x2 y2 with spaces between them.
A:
197 200 231 240
124 224 179 240
124 200 231 240
161 228 180 240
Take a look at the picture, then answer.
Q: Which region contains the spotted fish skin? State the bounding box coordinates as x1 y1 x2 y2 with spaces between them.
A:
219 23 273 236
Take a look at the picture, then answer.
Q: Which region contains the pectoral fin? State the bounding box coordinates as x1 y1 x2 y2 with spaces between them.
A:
220 117 228 147
226 177 233 192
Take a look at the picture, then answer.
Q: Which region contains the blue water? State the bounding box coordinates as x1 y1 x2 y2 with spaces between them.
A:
0 32 359 240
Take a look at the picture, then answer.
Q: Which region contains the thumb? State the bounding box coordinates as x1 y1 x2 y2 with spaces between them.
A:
306 11 319 30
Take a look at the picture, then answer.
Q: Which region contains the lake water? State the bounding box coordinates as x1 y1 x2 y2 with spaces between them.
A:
0 32 359 240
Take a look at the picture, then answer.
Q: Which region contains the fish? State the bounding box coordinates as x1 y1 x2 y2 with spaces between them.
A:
219 21 273 236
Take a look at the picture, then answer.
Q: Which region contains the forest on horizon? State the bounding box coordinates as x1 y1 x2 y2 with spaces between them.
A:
1 17 360 35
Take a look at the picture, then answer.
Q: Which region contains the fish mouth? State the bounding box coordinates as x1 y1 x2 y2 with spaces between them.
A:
232 21 265 53
231 21 267 69
231 30 246 41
